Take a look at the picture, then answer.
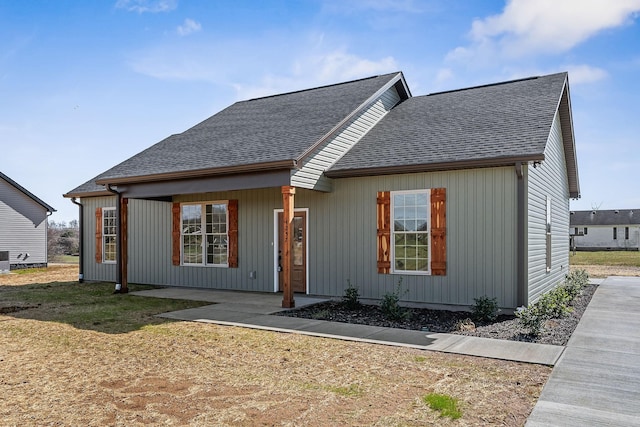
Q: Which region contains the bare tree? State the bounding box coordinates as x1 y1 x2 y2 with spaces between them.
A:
48 220 79 261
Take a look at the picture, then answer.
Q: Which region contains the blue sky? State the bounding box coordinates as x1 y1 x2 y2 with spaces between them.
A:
2 0 639 223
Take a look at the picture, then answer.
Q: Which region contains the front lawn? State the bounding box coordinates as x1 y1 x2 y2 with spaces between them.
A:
570 251 640 267
0 265 550 425
1 280 210 334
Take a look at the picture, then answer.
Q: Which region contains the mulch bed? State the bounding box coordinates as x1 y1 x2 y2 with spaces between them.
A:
278 283 598 346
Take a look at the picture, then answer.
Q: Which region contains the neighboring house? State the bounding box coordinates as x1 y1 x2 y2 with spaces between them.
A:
64 71 580 310
0 172 56 270
570 209 640 251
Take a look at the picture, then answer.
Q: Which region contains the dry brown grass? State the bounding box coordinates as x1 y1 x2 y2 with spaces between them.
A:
0 265 550 426
570 264 640 278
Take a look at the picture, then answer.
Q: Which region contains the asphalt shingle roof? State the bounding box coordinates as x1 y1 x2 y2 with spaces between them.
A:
66 71 575 197
327 72 568 175
93 73 397 180
571 209 640 226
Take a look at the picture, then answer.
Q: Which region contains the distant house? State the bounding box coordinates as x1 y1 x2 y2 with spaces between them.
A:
570 209 640 251
64 71 580 310
0 172 56 270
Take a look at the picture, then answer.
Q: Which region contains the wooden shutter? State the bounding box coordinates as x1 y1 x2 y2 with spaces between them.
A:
228 199 238 268
172 202 180 266
376 191 391 274
431 188 446 275
95 208 103 263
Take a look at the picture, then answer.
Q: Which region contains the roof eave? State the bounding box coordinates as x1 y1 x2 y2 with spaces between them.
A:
325 155 544 178
558 75 581 199
95 159 297 186
63 189 112 199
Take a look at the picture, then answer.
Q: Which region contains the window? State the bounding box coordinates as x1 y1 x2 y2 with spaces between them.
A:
181 202 228 266
625 227 630 240
102 208 117 263
584 227 588 235
613 227 617 240
546 197 551 273
391 190 430 273
574 227 578 235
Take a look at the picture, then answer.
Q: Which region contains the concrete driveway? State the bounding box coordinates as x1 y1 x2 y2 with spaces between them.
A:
526 276 640 426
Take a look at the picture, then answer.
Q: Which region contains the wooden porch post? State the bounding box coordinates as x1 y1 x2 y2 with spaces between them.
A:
281 186 296 308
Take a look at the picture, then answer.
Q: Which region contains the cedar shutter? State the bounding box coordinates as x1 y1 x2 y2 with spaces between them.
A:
376 191 391 274
95 208 103 263
228 199 238 268
431 188 446 275
172 202 181 266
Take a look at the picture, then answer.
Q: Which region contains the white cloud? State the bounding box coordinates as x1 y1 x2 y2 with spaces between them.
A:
304 51 397 82
177 18 201 36
115 0 177 13
129 33 398 100
564 64 608 84
234 51 398 100
449 0 640 60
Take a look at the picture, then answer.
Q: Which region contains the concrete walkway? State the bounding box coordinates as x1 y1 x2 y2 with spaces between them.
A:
132 287 564 366
526 276 640 426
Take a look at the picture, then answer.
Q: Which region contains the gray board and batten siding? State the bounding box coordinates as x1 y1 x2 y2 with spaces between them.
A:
82 166 520 309
72 71 579 310
291 85 402 192
0 174 53 267
526 110 571 304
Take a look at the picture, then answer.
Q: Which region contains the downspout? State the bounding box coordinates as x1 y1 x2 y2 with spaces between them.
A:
106 184 125 293
70 198 84 283
515 162 526 307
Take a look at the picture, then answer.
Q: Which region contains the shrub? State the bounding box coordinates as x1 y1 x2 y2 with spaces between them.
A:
342 280 361 309
537 287 571 319
516 270 589 335
564 269 589 300
380 278 409 320
567 269 589 287
471 295 499 323
515 304 546 336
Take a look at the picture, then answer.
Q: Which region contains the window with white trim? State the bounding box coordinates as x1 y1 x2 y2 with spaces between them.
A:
391 190 430 274
103 207 116 263
546 196 551 273
181 202 229 266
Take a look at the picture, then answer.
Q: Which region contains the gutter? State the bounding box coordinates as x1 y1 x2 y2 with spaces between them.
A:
95 160 297 186
64 189 112 199
106 184 126 293
325 154 544 178
515 162 526 307
70 198 84 283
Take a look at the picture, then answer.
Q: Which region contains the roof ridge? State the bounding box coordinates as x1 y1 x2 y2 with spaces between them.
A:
426 72 566 97
239 72 400 103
